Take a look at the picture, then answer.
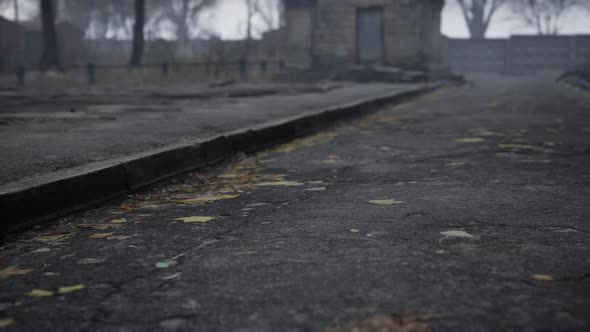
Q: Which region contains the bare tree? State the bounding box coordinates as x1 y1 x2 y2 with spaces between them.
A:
12 0 19 21
60 0 134 39
39 0 60 69
129 0 145 67
510 0 587 35
456 0 506 39
0 0 20 21
243 0 282 56
149 0 217 57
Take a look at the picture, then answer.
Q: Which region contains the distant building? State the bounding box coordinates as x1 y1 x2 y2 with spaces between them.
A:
283 0 444 68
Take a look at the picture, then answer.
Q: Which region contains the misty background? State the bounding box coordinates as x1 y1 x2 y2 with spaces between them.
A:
2 0 589 41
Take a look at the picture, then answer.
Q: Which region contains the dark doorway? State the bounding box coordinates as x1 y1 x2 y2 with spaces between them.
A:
356 7 384 64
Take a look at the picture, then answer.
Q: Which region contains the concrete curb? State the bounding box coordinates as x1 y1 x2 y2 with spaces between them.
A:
0 83 443 234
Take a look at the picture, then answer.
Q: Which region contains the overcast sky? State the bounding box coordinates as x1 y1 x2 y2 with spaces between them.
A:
2 0 590 39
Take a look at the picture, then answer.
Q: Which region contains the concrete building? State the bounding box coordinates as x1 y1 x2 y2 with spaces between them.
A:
284 0 444 68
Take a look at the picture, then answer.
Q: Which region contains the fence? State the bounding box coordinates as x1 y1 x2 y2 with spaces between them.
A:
442 35 590 73
8 59 286 89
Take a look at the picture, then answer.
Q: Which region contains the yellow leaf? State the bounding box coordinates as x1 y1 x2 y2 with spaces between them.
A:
110 218 127 224
89 233 113 239
369 199 404 205
0 318 15 328
254 181 304 187
26 289 54 297
57 284 85 294
456 138 485 143
176 216 215 223
529 274 554 282
32 234 69 243
179 194 239 204
0 266 33 280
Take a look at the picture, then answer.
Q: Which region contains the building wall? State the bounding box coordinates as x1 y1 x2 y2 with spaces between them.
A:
284 0 443 68
442 35 590 73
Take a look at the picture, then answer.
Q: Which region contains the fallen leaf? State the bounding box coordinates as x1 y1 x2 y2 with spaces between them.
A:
156 260 177 269
44 272 60 276
322 157 339 164
456 138 485 143
0 266 34 280
107 235 132 240
32 234 69 243
369 199 404 205
30 247 51 253
110 218 127 224
77 223 120 230
162 272 182 280
175 216 215 223
440 230 474 238
89 233 113 239
349 229 360 233
330 311 432 332
0 318 15 328
306 187 327 192
77 258 106 265
254 181 304 187
26 289 54 297
57 284 85 294
529 274 554 282
307 181 324 184
178 194 239 204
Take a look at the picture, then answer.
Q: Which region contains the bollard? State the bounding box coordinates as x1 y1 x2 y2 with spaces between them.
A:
214 62 220 78
16 65 25 87
259 60 268 76
86 63 96 85
161 62 169 77
239 59 247 81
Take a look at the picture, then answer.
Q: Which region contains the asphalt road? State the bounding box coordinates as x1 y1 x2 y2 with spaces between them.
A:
1 74 589 331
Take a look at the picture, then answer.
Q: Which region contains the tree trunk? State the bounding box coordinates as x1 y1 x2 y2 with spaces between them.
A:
39 0 60 70
176 0 190 58
129 0 145 68
13 0 19 22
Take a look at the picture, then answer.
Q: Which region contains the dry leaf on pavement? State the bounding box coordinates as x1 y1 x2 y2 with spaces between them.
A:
0 266 33 280
175 216 215 223
0 318 15 328
88 233 114 239
330 312 432 332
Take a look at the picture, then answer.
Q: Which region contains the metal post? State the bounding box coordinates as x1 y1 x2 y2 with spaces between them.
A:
161 62 169 77
240 58 247 81
86 63 96 85
214 62 220 78
16 65 25 87
260 60 268 76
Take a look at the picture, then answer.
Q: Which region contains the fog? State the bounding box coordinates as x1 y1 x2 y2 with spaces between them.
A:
2 0 590 40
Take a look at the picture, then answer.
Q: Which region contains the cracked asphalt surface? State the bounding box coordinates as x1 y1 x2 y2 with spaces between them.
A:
1 75 590 331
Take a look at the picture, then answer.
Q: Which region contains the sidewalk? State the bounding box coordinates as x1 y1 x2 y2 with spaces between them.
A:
0 81 437 232
0 82 422 185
